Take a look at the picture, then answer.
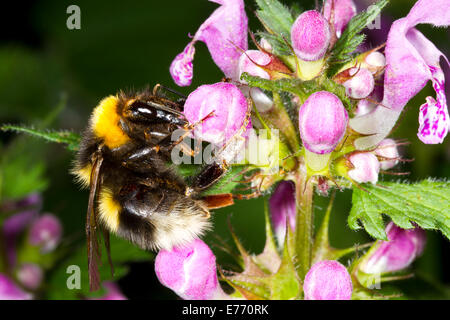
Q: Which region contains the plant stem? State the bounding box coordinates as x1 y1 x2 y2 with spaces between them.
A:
263 92 300 152
294 167 314 280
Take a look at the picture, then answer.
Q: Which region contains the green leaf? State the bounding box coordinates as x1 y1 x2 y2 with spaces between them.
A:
241 73 353 111
349 179 450 241
1 125 81 152
241 72 314 99
328 0 389 76
255 0 295 56
0 138 48 200
256 32 292 56
255 0 294 36
45 235 153 299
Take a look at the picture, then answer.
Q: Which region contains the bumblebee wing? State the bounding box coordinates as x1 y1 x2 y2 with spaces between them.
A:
86 154 103 292
101 227 114 277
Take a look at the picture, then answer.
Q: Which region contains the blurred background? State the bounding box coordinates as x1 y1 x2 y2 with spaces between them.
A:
0 0 448 299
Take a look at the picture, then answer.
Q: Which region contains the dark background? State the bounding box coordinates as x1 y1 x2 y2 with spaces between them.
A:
0 0 448 299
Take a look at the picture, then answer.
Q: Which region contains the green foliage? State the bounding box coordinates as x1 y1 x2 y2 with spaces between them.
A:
0 139 48 201
255 0 295 56
255 0 294 36
241 72 352 110
1 125 81 152
327 0 389 76
349 179 450 241
45 235 153 299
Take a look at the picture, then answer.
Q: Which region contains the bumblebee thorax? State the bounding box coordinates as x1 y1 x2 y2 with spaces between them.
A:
90 95 130 149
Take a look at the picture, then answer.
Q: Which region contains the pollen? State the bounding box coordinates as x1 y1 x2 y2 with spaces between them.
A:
91 95 130 149
98 188 121 232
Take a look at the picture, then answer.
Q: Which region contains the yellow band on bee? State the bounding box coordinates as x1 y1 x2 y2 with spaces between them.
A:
91 95 130 149
98 188 121 232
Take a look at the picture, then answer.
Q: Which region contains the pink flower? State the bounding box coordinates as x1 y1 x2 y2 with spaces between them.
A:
365 51 386 69
169 43 195 87
348 152 380 184
170 0 248 86
304 260 353 300
183 82 250 145
418 93 448 144
28 214 62 253
291 10 331 61
238 50 271 82
155 239 226 300
350 0 450 149
298 91 348 154
323 0 357 37
3 210 37 267
0 274 32 300
16 263 43 291
269 181 296 246
375 138 399 170
90 282 127 300
361 222 426 274
343 68 375 99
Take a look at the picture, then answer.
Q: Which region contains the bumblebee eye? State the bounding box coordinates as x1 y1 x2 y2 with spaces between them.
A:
127 100 158 122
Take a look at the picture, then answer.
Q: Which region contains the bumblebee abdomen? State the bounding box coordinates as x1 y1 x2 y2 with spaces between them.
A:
99 175 211 251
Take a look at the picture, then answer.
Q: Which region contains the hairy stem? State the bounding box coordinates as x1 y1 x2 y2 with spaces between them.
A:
294 167 314 279
263 92 300 152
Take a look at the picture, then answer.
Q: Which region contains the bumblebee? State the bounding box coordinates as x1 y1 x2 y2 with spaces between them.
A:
72 85 241 290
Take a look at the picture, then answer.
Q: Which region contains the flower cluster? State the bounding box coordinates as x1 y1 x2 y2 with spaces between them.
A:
155 0 449 300
0 193 126 300
0 193 60 299
155 0 450 300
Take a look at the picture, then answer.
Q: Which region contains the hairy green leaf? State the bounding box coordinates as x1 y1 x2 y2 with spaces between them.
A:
255 0 295 56
349 179 450 240
1 125 81 152
255 0 294 36
328 0 389 76
241 73 353 110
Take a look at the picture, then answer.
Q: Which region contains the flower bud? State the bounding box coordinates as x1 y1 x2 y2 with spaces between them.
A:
90 282 127 300
323 0 357 37
291 10 331 61
238 50 271 82
375 139 399 170
355 99 376 117
155 239 226 300
365 51 386 68
260 38 272 53
298 91 348 154
28 214 62 253
304 260 353 300
183 82 251 145
250 88 273 113
16 263 43 290
360 222 426 274
347 152 380 184
343 68 375 99
0 274 32 300
269 181 296 246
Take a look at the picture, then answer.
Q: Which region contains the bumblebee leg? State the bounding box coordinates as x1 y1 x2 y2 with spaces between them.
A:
187 160 229 195
154 110 215 154
153 84 187 106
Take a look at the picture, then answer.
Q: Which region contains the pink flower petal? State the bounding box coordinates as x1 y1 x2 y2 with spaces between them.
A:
170 0 248 85
350 0 450 149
